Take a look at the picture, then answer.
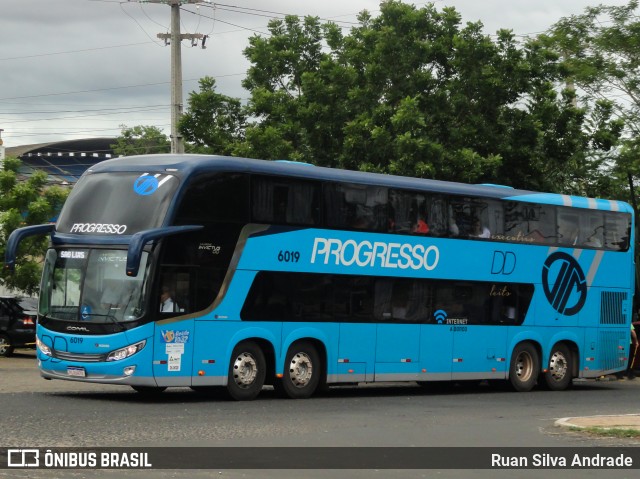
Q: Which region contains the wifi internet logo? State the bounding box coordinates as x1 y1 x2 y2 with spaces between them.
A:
434 310 448 324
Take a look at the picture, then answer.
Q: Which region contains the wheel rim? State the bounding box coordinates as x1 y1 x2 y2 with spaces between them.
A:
548 350 568 382
0 337 9 355
232 352 258 389
288 352 313 388
515 351 534 382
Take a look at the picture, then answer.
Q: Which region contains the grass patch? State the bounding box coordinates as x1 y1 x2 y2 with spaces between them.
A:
570 426 640 439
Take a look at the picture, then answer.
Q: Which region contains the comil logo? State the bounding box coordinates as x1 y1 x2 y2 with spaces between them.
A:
542 252 587 316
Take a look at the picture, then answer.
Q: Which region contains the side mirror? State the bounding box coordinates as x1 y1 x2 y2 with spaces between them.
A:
5 224 55 271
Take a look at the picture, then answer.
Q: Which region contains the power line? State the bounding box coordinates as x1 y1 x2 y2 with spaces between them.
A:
0 105 169 115
2 106 170 124
0 76 242 101
0 42 155 62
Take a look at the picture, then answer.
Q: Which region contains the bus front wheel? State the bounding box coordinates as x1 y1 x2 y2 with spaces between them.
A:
542 343 573 391
276 341 321 399
226 342 266 401
509 343 539 392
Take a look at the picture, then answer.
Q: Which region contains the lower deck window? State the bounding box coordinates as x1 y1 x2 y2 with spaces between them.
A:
240 272 533 325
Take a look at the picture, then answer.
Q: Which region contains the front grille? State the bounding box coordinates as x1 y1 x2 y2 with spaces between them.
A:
52 350 107 362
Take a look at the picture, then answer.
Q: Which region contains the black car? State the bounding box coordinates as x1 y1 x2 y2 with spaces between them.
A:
0 296 38 357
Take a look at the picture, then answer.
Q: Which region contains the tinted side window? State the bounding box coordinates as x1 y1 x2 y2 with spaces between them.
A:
174 173 249 224
557 210 580 246
252 176 320 226
241 272 533 325
604 212 631 251
373 278 433 322
450 198 502 239
389 190 430 235
504 202 556 244
325 183 388 232
580 211 604 248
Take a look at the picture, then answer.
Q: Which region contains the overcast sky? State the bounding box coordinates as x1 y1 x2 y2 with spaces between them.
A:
0 0 629 148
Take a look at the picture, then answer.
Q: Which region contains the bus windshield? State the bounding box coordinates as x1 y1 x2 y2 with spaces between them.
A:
40 249 150 323
56 172 179 235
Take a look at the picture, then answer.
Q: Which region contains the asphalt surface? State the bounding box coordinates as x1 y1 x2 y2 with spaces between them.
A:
2 349 640 479
2 349 640 433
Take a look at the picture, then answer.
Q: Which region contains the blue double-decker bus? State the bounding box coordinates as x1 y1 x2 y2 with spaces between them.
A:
5 154 635 400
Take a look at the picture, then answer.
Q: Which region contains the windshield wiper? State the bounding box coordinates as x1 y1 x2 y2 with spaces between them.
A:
80 309 127 332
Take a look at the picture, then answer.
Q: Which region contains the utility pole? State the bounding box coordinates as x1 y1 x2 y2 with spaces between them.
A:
130 1 207 154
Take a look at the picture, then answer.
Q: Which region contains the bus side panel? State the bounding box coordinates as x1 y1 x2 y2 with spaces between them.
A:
451 326 508 380
419 324 453 381
581 326 628 378
191 320 282 387
374 324 423 381
280 323 339 377
336 324 376 383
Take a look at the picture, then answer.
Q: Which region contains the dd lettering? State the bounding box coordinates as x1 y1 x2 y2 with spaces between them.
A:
491 251 516 275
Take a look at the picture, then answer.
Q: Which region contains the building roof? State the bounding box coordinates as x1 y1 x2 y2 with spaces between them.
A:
5 138 116 184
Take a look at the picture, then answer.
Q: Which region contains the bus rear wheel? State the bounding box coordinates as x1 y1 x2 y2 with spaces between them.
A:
276 341 321 399
542 343 573 391
226 342 266 401
509 343 539 392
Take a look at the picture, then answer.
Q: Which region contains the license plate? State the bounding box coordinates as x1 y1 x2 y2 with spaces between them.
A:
67 366 86 377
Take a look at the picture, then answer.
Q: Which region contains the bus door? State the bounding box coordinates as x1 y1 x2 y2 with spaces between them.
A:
152 268 197 386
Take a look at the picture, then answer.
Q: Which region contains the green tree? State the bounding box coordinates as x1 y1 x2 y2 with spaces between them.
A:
179 77 247 155
111 125 170 157
0 157 69 295
544 0 638 201
237 1 619 192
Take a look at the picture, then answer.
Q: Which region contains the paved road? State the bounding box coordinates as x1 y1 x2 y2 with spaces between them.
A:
1 350 639 479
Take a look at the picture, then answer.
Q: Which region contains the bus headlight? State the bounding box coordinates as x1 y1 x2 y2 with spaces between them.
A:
106 340 146 362
36 337 52 357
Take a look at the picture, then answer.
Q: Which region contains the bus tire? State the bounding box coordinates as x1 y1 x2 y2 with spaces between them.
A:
0 334 14 357
278 341 321 399
509 342 539 392
542 343 573 391
226 342 266 401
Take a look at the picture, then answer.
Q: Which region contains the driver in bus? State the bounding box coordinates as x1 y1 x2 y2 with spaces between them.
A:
160 286 179 313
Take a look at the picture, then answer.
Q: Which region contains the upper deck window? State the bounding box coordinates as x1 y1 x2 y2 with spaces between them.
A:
252 176 320 226
57 172 179 235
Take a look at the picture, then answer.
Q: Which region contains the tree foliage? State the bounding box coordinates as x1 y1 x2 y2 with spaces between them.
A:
179 77 247 155
111 125 170 157
0 157 69 295
544 0 638 202
126 1 624 197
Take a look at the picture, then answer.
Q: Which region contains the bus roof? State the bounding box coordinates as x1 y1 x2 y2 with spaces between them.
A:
87 154 633 213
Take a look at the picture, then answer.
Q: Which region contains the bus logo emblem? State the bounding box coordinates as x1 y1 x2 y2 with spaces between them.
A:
542 252 587 316
133 175 160 196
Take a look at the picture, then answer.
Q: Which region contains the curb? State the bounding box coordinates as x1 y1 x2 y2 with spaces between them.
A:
555 414 640 431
